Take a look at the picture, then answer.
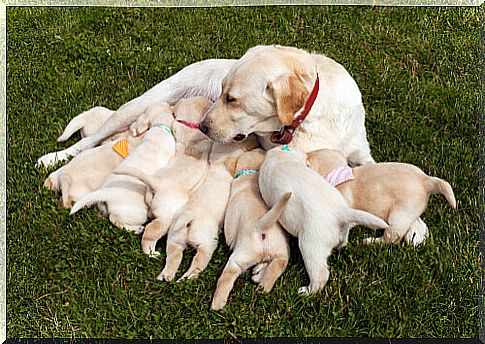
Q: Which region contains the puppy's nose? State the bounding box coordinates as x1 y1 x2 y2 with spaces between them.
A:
199 122 209 134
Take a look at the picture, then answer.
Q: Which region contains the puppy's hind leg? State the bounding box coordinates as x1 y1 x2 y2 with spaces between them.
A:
258 256 288 293
141 218 167 257
363 211 417 246
298 237 331 295
211 257 253 311
251 262 269 284
158 241 186 282
178 239 219 281
403 217 428 246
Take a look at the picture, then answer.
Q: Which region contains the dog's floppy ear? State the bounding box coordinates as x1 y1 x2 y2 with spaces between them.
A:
224 157 238 177
268 74 309 125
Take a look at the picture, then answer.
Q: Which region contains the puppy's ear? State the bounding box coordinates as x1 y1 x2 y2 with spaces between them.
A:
268 74 309 125
224 157 238 177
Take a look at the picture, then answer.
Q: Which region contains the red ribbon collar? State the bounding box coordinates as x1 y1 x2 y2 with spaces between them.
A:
270 73 320 145
177 119 200 130
172 112 200 130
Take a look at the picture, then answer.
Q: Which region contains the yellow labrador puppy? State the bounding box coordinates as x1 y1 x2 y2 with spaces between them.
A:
259 146 389 295
306 149 457 245
45 106 142 208
158 135 259 282
211 149 291 311
119 97 214 255
44 136 140 208
70 103 176 233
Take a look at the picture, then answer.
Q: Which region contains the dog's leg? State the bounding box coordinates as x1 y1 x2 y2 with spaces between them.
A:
336 224 350 250
141 218 167 257
403 217 428 246
158 241 186 282
37 59 234 168
298 237 331 295
258 256 288 293
363 212 417 245
211 257 253 311
178 239 218 281
108 213 143 235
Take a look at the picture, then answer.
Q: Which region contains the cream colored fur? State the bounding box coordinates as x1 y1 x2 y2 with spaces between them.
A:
211 149 290 311
259 146 389 295
119 97 214 255
157 134 260 282
201 45 374 166
306 149 457 245
70 103 176 234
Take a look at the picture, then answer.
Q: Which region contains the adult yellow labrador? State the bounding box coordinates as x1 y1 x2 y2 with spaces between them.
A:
37 45 373 168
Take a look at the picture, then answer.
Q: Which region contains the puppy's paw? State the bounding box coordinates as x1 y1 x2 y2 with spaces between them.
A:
157 269 175 282
363 237 377 246
124 225 144 235
130 120 150 137
210 299 226 311
177 270 200 282
251 263 268 284
148 251 161 258
298 286 310 296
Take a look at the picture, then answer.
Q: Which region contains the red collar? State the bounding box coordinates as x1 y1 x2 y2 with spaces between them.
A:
177 119 200 130
270 73 319 145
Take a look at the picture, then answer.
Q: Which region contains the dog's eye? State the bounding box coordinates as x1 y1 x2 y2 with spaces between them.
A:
225 95 236 103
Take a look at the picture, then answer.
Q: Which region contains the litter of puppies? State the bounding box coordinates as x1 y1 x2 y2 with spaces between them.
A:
39 46 456 311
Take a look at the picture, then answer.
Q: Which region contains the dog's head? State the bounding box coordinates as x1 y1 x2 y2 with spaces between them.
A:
200 46 315 143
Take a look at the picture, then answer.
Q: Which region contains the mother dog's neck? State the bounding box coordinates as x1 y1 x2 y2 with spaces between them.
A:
258 96 348 153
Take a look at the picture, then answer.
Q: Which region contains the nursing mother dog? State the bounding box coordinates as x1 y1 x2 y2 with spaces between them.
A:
37 45 373 167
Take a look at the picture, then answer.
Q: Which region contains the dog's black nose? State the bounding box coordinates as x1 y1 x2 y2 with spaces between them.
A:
233 134 246 141
199 123 209 134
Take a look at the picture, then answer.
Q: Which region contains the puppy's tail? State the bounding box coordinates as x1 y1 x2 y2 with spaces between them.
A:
113 167 159 193
57 110 91 142
256 192 292 231
342 208 389 230
70 189 112 215
426 177 457 209
57 107 112 142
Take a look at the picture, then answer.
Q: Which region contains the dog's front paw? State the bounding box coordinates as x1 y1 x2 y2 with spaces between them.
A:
298 286 310 295
36 152 64 168
129 120 150 137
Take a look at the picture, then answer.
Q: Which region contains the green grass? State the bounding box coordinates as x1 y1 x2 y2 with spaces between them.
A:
6 6 480 339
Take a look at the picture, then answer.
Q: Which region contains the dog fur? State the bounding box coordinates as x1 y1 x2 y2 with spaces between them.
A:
306 149 456 245
211 149 290 311
119 97 214 255
158 135 260 282
259 146 389 295
37 45 373 168
70 103 176 233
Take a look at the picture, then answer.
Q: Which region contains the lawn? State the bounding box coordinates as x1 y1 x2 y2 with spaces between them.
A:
6 6 480 339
